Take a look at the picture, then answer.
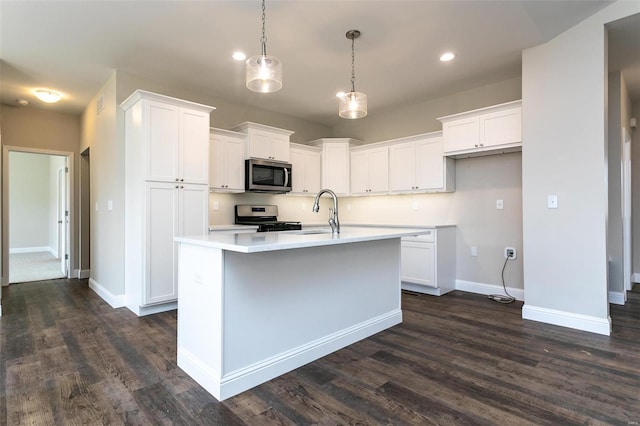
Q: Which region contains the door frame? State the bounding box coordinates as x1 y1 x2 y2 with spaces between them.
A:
1 145 74 286
622 127 632 295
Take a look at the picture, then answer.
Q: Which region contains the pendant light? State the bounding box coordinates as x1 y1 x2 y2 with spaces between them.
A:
338 30 367 119
246 0 282 93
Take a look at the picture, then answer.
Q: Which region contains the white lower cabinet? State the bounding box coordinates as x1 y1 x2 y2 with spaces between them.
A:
130 182 208 312
401 227 456 296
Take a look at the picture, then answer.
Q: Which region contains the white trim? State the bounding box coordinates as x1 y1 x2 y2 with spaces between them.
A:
632 273 640 283
74 269 90 279
9 246 51 254
608 291 626 305
455 279 524 301
522 304 611 336
178 309 401 401
88 278 126 308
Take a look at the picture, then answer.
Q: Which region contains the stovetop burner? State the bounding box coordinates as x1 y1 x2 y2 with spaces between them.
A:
235 205 302 232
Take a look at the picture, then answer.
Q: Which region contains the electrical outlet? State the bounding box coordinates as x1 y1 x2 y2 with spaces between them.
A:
496 199 504 210
471 246 478 257
505 247 517 260
412 201 419 210
212 201 220 211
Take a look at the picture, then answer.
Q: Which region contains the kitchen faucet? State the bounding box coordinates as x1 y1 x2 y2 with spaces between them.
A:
312 189 340 234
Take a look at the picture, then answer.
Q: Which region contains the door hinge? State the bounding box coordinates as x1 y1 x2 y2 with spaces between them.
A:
65 210 69 217
65 254 69 260
65 166 69 173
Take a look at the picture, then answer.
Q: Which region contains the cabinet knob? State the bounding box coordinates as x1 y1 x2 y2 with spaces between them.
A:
175 185 179 189
175 178 179 181
479 143 484 147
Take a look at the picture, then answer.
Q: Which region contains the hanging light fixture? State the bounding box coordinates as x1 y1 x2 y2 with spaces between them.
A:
246 0 282 93
338 30 367 119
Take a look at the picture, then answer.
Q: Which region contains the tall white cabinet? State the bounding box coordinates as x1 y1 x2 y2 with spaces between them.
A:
121 90 215 316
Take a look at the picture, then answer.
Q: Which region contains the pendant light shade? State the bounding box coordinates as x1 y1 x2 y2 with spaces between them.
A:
339 30 367 119
246 0 282 93
338 91 367 119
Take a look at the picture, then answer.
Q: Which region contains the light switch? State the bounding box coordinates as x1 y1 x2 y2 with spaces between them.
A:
547 195 558 209
412 201 419 210
212 202 220 211
496 199 504 210
95 202 99 212
108 200 113 211
470 246 478 257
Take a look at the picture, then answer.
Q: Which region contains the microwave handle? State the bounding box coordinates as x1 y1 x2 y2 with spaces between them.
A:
284 167 289 188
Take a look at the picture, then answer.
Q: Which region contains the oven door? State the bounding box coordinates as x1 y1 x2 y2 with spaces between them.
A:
245 159 292 193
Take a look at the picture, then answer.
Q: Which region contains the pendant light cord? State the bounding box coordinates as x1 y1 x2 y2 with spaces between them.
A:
260 0 267 56
351 36 356 93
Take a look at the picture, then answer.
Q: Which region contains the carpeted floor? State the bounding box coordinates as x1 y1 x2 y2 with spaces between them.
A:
9 251 66 283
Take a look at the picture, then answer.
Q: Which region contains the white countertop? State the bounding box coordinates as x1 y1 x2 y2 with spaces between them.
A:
179 226 433 253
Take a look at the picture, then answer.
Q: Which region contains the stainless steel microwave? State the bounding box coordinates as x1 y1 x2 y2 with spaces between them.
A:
245 158 292 193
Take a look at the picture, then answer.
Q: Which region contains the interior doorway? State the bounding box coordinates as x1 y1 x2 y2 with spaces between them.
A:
2 146 73 285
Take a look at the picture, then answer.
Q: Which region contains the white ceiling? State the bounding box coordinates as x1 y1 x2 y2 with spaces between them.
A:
2 0 635 127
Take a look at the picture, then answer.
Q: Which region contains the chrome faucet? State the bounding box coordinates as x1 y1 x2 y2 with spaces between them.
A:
312 189 340 234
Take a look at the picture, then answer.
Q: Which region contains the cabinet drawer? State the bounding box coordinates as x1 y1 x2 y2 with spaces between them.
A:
402 230 434 243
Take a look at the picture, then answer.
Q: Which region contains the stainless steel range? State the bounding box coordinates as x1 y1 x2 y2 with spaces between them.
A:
234 205 302 232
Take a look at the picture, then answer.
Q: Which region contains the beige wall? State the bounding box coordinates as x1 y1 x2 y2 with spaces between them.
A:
1 105 81 282
8 152 50 249
521 1 640 332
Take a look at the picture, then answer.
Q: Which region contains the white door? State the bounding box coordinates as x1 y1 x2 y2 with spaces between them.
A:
57 168 67 275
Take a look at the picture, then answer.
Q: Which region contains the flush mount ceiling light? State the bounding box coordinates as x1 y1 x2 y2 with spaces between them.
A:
35 89 62 103
246 0 282 93
440 52 455 62
338 30 367 119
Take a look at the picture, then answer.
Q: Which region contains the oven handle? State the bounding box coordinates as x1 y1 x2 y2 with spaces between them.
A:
284 167 289 188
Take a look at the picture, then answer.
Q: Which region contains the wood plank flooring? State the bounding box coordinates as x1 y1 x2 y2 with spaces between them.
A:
2 279 640 425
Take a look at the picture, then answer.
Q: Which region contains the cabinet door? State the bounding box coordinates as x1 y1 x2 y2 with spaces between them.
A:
304 150 321 194
389 142 416 192
247 130 273 160
368 147 389 193
442 116 479 155
225 137 246 191
146 101 180 182
271 134 291 162
479 106 521 148
416 138 444 190
322 143 350 195
290 148 306 193
179 184 209 238
209 135 225 189
180 109 210 184
350 151 369 194
145 182 179 305
401 241 436 287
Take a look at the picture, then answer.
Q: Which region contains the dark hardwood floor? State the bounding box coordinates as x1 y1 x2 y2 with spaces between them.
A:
2 279 639 425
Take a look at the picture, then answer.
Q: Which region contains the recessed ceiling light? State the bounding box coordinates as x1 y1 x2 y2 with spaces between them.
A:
35 89 62 103
440 52 455 62
232 51 247 61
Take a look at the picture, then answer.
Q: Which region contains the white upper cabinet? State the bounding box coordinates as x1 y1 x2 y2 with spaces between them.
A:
389 132 454 193
438 100 522 158
350 146 389 195
209 128 246 192
290 143 321 195
122 93 212 184
308 138 361 196
232 122 294 162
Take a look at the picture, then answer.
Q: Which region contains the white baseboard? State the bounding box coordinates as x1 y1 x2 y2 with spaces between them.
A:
88 278 126 309
522 304 611 336
127 302 177 317
9 246 51 254
632 273 640 283
608 291 626 305
74 269 90 279
455 279 524 301
178 309 401 401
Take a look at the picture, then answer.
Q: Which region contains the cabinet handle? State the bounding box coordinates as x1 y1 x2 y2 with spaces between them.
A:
480 143 484 147
175 178 179 182
175 185 179 189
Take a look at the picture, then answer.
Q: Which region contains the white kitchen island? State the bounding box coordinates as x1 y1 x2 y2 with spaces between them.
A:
175 226 430 401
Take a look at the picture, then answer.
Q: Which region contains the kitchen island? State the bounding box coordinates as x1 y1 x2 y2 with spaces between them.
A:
175 226 430 401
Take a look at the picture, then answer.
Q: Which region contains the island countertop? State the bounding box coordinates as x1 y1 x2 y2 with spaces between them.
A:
177 226 432 253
